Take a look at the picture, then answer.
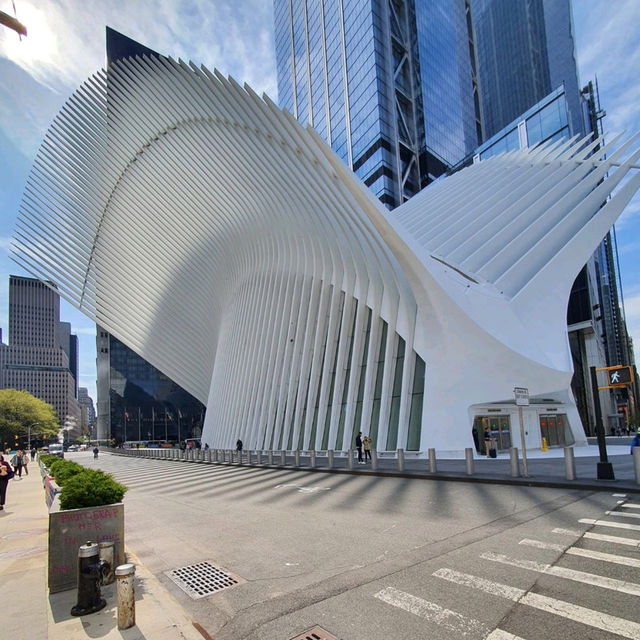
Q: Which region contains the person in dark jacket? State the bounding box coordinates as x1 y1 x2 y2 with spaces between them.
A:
236 439 243 452
0 454 14 510
355 432 363 463
630 429 640 454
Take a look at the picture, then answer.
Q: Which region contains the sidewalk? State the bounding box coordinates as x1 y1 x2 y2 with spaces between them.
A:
0 468 205 640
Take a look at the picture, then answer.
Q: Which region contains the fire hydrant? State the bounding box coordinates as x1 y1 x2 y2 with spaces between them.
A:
70 541 109 616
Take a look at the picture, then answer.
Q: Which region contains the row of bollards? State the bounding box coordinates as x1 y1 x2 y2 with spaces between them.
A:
70 540 136 629
123 444 633 484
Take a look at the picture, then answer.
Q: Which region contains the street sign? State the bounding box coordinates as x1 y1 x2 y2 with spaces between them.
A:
596 365 634 389
514 387 529 406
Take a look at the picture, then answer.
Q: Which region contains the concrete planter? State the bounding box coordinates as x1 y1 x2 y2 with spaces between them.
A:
48 499 125 593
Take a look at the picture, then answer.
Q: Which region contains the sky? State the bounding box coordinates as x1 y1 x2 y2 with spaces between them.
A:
0 0 639 407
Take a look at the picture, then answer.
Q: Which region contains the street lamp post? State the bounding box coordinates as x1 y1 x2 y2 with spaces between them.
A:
27 423 39 450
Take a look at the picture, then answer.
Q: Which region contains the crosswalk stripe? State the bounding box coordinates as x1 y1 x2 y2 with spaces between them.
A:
373 586 487 636
432 568 524 600
606 510 640 519
552 527 581 536
433 568 640 639
566 546 640 568
622 503 640 509
485 630 527 640
520 592 640 640
519 539 565 552
580 518 640 531
584 531 640 547
481 551 640 596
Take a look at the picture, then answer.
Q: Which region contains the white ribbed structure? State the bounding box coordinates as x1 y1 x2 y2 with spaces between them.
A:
11 55 640 456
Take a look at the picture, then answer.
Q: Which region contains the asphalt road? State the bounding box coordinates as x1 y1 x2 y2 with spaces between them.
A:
71 450 640 640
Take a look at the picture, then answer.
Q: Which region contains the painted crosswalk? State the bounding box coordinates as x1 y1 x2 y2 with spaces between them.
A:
374 495 640 639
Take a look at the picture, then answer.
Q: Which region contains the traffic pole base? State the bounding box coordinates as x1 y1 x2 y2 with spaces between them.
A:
597 462 615 480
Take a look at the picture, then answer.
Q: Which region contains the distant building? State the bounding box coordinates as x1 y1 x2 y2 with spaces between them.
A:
96 326 205 445
0 275 80 426
77 386 96 436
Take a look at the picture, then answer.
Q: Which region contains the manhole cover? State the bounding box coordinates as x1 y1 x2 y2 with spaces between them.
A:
166 561 243 599
290 626 338 640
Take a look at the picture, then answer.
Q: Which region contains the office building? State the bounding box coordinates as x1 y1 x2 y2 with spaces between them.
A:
10 54 640 455
0 275 80 425
77 387 96 436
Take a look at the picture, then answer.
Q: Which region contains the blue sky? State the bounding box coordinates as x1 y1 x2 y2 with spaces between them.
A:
0 1 639 406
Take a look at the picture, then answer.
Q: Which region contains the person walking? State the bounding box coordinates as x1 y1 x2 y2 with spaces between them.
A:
483 427 492 457
236 439 243 452
630 429 640 454
22 451 29 476
0 453 14 510
363 435 372 462
11 450 24 479
93 446 99 459
355 431 364 464
30 447 36 461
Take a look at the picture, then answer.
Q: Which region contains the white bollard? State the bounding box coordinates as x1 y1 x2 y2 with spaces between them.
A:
116 563 136 630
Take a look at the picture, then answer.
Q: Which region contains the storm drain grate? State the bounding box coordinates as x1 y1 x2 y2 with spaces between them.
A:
289 626 338 640
166 561 243 599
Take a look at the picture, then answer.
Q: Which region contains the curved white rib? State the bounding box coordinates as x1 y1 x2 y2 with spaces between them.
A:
11 54 640 455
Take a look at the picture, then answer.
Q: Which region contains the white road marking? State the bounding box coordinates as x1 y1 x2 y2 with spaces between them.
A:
519 539 565 552
552 527 581 536
374 586 486 636
584 531 640 547
485 630 527 640
432 568 523 601
434 568 640 639
580 518 640 531
274 484 331 493
481 551 640 596
622 503 640 509
613 493 628 497
606 510 640 519
566 546 640 568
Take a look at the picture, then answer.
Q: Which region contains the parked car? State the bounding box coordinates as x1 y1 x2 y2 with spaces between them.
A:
67 445 80 452
48 443 64 458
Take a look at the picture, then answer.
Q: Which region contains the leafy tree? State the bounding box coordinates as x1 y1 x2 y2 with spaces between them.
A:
0 389 59 448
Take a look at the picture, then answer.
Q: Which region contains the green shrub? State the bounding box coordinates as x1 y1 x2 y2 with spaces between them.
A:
48 459 84 486
59 468 127 510
39 454 59 468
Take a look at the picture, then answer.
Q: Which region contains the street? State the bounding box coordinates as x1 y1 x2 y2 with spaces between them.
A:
71 450 640 639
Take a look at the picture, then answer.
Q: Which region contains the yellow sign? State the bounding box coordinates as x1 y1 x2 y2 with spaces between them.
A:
596 365 634 390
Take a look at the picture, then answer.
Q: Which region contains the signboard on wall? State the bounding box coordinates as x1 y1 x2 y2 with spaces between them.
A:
514 387 529 406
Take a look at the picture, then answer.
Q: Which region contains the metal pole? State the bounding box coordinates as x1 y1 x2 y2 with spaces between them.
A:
256 450 262 465
280 450 286 466
590 366 615 479
371 449 377 471
310 450 316 468
138 408 141 443
564 447 576 480
517 405 529 477
268 450 273 465
294 450 300 467
327 450 334 469
397 449 405 472
465 447 474 475
116 564 136 630
347 449 354 470
509 447 520 477
428 448 437 473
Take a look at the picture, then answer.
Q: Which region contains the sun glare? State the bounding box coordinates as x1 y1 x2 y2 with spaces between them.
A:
1 2 58 69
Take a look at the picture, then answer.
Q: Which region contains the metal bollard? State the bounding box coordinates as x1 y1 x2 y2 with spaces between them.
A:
328 450 334 469
465 447 474 475
634 448 640 484
348 449 354 470
238 449 243 465
268 450 273 465
565 447 576 480
428 448 437 473
98 541 115 584
310 450 316 468
397 448 405 472
510 447 520 477
116 563 136 630
70 541 108 616
371 449 377 471
294 450 300 467
280 450 286 466
256 450 262 465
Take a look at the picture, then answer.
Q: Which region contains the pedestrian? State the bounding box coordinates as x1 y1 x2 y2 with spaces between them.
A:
204 443 210 450
236 439 243 452
11 450 24 479
355 431 363 463
363 435 372 461
22 452 29 476
93 446 99 459
30 447 36 461
630 429 640 455
483 427 492 457
0 453 14 510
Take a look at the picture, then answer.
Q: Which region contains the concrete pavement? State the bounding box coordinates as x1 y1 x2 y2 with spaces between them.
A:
0 465 205 640
1 441 638 640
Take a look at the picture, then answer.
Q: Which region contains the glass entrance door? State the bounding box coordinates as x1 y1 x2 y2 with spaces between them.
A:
472 416 511 452
539 414 568 447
